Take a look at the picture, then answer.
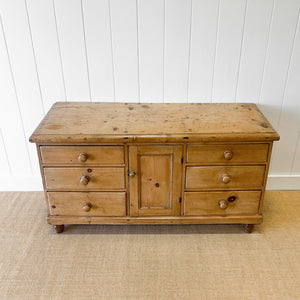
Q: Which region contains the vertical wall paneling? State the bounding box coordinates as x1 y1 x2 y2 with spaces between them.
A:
164 0 192 102
271 11 300 174
0 0 45 175
0 0 300 189
258 0 300 127
292 132 300 173
54 0 91 101
0 18 32 176
212 0 247 102
138 0 164 102
235 0 274 103
82 0 115 102
110 0 139 102
188 0 220 102
0 129 10 177
26 0 66 111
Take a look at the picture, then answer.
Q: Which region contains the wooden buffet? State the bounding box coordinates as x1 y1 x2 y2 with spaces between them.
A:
29 102 279 233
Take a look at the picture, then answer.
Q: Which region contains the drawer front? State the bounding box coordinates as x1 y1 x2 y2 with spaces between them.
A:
184 191 261 216
185 166 265 189
48 192 126 216
187 144 268 163
44 167 125 191
40 146 124 165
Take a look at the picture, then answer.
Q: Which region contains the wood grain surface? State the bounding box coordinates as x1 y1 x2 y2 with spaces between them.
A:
185 165 265 190
29 102 280 228
184 191 261 216
48 192 126 216
29 102 280 143
44 167 125 191
47 215 263 225
187 143 269 163
129 145 182 217
40 145 124 165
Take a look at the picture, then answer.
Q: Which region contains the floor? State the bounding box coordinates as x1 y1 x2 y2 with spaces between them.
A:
0 191 299 299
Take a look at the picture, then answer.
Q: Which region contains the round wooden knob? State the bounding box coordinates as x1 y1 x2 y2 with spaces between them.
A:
129 170 136 178
78 153 88 162
219 200 228 210
80 175 89 185
221 174 231 184
82 202 92 212
223 150 233 160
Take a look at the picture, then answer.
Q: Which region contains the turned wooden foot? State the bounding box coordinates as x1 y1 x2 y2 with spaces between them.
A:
53 225 64 233
242 224 254 233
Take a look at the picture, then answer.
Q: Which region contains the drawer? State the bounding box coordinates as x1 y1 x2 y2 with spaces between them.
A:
40 146 124 165
48 192 126 216
44 167 125 191
184 191 261 216
187 144 268 163
185 165 265 189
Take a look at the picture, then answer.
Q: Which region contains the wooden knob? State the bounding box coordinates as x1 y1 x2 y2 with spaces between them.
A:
221 174 231 184
78 153 88 162
223 150 233 160
80 175 89 185
219 200 228 210
129 170 136 178
82 202 92 212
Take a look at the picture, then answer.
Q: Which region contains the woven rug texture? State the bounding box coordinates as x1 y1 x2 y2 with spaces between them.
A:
0 191 299 300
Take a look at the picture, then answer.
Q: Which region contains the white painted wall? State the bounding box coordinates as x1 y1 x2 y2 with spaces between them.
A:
0 0 299 190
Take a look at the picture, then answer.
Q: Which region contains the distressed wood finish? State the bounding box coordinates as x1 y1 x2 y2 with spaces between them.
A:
259 142 274 214
40 146 124 165
36 144 51 215
187 144 269 164
185 166 265 190
47 215 263 225
129 145 182 217
184 191 261 216
29 102 279 233
48 192 126 216
44 167 125 191
30 102 280 143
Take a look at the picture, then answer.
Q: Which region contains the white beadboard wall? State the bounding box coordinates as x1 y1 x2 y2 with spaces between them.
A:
0 0 300 191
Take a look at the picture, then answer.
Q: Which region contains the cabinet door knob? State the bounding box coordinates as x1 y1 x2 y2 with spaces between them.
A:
78 153 88 162
221 174 231 184
223 150 233 160
219 200 228 210
82 202 92 212
80 175 89 185
129 170 136 178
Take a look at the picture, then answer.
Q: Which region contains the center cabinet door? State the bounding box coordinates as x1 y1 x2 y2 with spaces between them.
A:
129 145 182 217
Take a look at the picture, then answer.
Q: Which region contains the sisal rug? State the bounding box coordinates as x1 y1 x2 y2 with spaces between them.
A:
0 191 299 299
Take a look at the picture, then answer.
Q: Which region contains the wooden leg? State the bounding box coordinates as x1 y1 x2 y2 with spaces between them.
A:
53 225 64 233
242 224 254 233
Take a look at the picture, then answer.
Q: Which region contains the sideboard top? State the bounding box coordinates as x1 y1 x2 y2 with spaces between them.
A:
30 102 280 143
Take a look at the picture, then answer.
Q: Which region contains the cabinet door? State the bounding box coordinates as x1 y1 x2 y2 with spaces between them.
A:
129 145 182 216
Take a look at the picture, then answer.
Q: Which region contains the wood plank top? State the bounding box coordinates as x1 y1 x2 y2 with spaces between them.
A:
29 102 280 143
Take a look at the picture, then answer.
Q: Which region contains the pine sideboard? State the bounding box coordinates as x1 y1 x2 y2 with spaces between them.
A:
30 102 279 233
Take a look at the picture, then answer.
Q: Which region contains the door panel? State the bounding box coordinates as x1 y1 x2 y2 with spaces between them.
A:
139 154 171 209
129 145 182 216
